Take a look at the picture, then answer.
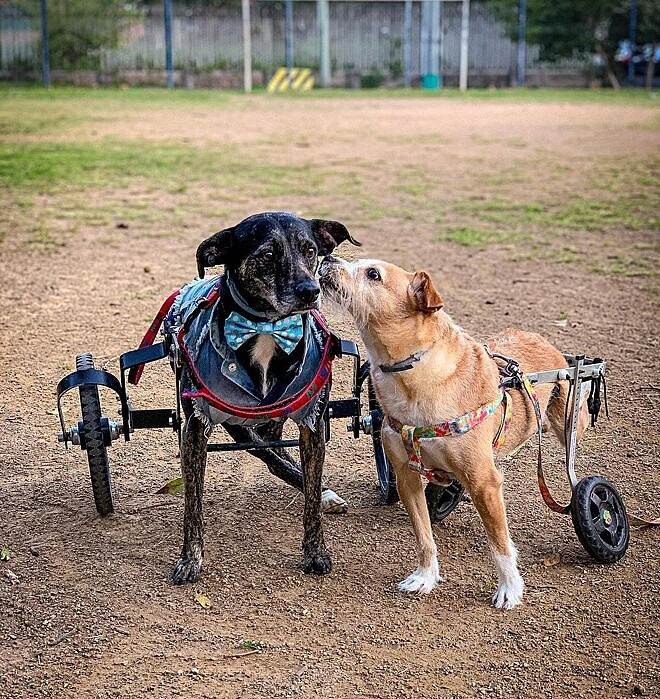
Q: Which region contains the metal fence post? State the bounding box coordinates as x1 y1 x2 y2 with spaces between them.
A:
420 0 441 89
242 0 252 92
420 0 428 79
318 0 330 88
431 0 441 88
628 0 637 86
403 0 412 87
459 0 470 92
40 0 50 88
164 0 174 88
285 0 294 77
516 0 526 86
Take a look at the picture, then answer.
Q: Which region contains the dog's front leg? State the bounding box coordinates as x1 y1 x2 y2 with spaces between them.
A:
383 428 440 594
172 409 208 585
298 419 332 575
468 455 524 610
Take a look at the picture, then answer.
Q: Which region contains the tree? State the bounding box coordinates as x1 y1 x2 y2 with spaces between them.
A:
486 0 637 88
22 0 137 71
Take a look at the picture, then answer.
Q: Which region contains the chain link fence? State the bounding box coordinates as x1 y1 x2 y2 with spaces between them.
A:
1 0 594 88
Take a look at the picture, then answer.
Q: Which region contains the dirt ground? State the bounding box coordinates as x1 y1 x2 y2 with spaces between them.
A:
1 91 659 699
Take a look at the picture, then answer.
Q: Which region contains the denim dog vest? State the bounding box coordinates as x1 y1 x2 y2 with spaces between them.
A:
164 276 336 430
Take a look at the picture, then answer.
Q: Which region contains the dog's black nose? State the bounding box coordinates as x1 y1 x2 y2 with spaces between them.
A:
295 279 320 304
322 255 340 266
318 255 338 276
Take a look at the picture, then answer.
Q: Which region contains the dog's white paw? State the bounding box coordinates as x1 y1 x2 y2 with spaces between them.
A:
397 563 441 594
491 547 524 610
492 575 524 610
321 489 348 514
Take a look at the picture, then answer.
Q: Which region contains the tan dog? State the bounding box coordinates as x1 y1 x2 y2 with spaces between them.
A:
319 256 589 609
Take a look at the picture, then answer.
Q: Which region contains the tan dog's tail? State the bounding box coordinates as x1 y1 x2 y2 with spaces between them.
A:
545 381 590 447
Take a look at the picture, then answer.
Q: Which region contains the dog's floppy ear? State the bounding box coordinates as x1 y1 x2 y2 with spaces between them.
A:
408 271 444 314
309 219 361 255
196 226 235 278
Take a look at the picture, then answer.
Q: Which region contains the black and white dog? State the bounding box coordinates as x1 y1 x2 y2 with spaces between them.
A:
169 212 360 584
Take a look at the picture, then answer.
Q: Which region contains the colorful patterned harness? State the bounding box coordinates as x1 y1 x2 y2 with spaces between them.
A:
387 353 540 487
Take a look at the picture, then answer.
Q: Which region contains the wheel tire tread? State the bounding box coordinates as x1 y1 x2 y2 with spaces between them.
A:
368 377 398 504
426 480 465 523
76 354 114 516
570 476 629 564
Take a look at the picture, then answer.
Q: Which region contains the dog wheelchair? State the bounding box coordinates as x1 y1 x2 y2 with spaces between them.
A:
56 332 653 565
55 331 399 510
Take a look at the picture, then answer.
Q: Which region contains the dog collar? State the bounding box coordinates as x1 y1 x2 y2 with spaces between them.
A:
226 272 273 321
379 349 427 373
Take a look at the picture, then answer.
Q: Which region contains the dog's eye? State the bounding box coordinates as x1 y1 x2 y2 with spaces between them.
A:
261 249 274 260
366 268 381 281
304 246 317 259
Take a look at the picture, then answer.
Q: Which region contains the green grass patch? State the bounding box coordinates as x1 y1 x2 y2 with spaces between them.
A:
0 139 327 197
26 227 66 252
0 112 87 136
445 196 657 239
592 256 659 277
555 246 582 264
436 226 521 247
2 85 660 108
0 84 232 107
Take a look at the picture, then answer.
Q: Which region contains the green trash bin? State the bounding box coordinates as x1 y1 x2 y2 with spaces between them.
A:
421 73 440 89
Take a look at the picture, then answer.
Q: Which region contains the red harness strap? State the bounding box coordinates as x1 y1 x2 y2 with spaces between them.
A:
179 309 335 420
129 282 335 420
127 288 181 385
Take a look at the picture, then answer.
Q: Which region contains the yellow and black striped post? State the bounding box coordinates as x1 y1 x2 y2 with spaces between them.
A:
267 67 315 93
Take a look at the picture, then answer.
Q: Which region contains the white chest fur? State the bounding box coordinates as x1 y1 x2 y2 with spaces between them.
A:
250 334 278 395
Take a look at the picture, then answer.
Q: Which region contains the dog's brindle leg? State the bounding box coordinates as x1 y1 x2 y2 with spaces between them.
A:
298 393 332 574
383 427 440 594
172 396 208 585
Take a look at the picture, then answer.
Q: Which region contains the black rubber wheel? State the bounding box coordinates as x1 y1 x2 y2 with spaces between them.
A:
425 479 465 523
76 353 114 516
368 377 398 504
571 476 629 563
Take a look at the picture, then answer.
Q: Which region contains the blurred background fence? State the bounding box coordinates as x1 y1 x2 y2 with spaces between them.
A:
0 0 655 89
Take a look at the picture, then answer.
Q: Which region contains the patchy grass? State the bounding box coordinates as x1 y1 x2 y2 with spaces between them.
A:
439 193 658 243
0 84 232 107
1 86 658 284
436 226 523 248
0 140 327 196
592 256 659 277
25 228 66 252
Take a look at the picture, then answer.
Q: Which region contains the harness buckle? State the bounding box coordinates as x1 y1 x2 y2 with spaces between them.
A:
503 358 521 378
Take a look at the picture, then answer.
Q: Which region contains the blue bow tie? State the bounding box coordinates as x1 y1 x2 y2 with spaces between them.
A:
224 311 304 354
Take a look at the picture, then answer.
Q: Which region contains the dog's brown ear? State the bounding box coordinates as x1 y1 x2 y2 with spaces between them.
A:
408 271 444 314
196 227 235 278
309 219 361 255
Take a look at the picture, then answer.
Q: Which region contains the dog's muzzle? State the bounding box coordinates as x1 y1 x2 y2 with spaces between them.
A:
318 256 344 291
319 255 342 274
294 278 321 306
